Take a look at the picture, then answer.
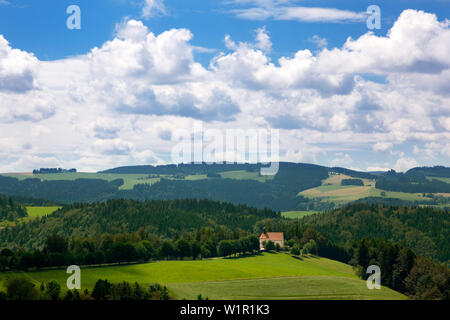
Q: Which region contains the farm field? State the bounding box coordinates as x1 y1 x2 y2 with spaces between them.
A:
299 173 431 204
282 211 320 219
0 253 405 300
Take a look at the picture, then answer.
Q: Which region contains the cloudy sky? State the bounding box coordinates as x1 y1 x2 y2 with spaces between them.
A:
0 0 449 172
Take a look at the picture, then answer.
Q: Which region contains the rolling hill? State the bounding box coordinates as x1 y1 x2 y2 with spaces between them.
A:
0 163 448 211
0 252 406 300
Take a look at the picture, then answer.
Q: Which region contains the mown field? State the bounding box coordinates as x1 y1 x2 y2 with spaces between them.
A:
298 173 431 204
0 253 405 300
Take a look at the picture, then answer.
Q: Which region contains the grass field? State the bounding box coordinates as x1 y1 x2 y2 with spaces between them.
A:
0 253 405 300
282 211 320 219
0 206 61 228
25 206 62 218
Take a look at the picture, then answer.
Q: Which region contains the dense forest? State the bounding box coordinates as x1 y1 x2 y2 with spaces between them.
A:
295 203 449 263
352 239 449 300
0 195 27 222
0 176 123 203
375 166 450 193
0 198 279 250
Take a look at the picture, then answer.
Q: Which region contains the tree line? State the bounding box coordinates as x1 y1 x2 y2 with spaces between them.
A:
0 277 171 301
353 238 449 300
0 230 262 271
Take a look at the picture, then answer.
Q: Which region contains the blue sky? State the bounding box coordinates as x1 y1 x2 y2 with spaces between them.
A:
0 0 449 172
2 0 449 61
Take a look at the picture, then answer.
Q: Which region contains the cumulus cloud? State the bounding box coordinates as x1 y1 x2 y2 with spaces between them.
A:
0 10 449 171
393 157 419 172
0 35 37 93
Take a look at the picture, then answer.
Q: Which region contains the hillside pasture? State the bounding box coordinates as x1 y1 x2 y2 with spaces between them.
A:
0 253 405 300
299 173 432 204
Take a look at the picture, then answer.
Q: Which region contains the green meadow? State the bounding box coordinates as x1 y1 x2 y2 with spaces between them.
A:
0 206 61 227
0 253 405 300
26 206 62 218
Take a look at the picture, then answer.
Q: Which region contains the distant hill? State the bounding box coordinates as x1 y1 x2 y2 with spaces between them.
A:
99 163 263 175
0 162 448 211
406 166 450 178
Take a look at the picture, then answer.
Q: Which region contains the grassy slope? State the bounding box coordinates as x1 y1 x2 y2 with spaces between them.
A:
0 253 405 300
0 206 61 227
26 206 61 218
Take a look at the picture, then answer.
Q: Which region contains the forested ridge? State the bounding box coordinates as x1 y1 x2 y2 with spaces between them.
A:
297 203 449 263
0 176 122 203
0 163 449 210
0 163 329 210
375 166 450 193
0 198 279 250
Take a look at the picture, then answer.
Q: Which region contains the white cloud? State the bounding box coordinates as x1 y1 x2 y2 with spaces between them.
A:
393 157 419 172
141 0 166 19
276 7 365 23
330 153 353 167
230 1 366 23
373 142 393 153
309 35 328 49
255 26 272 53
0 10 449 171
0 35 37 93
366 166 390 172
